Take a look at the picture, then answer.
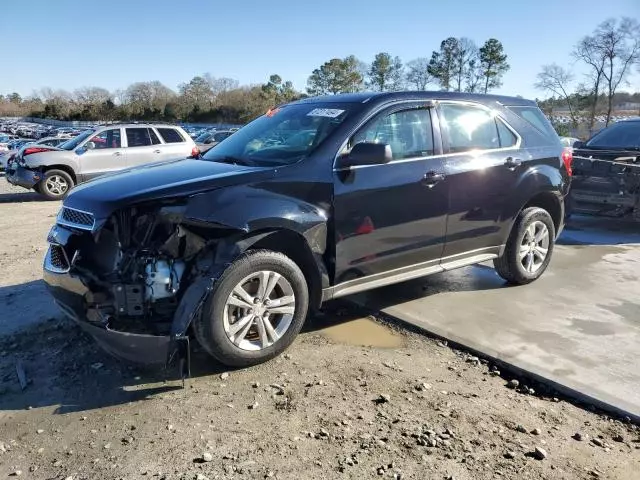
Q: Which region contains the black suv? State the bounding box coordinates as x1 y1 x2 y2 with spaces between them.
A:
43 92 570 369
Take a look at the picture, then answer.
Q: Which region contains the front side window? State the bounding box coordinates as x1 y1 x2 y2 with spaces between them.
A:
440 103 500 153
89 129 121 149
202 103 353 166
351 108 434 160
126 128 152 148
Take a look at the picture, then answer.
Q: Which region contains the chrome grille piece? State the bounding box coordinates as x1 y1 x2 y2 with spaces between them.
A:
46 245 70 273
59 207 95 230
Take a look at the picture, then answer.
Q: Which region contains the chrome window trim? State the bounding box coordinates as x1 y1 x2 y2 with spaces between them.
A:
333 99 523 172
57 206 96 231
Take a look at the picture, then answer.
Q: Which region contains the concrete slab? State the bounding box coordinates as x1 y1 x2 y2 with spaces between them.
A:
354 215 640 420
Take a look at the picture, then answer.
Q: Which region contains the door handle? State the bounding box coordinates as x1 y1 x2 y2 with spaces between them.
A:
504 157 522 170
153 149 161 154
422 171 445 188
113 151 122 156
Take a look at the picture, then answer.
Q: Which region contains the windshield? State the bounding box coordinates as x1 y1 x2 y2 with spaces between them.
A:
58 129 95 150
586 121 640 149
201 103 352 166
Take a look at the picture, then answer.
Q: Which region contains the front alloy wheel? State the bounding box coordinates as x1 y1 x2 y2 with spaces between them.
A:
223 271 296 351
194 250 309 367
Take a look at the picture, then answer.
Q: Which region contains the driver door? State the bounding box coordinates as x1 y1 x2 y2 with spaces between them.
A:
78 128 126 181
333 103 449 284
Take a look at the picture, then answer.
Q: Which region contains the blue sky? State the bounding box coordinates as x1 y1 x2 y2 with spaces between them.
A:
2 0 639 99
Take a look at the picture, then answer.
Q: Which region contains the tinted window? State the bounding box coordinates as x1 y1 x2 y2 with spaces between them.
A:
352 108 434 160
586 121 640 149
89 129 121 149
149 128 161 145
497 119 518 147
440 103 499 152
157 128 185 143
507 106 558 140
126 128 152 147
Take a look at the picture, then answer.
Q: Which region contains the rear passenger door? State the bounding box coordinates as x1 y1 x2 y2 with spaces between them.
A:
124 127 161 167
438 102 522 260
156 127 190 161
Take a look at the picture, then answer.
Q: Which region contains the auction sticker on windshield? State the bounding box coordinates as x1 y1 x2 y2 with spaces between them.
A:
306 108 345 118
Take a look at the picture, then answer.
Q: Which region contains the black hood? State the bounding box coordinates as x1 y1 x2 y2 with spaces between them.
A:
64 158 268 218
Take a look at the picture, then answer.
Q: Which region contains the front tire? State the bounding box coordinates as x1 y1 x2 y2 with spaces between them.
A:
40 169 74 200
493 207 556 285
193 250 309 367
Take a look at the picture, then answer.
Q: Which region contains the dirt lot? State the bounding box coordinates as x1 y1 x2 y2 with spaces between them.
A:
0 179 638 480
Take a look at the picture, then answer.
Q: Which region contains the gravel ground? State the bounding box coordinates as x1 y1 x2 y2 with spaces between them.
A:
0 179 638 480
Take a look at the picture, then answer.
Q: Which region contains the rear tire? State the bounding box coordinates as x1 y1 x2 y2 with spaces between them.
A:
40 169 74 200
193 250 309 367
493 207 556 285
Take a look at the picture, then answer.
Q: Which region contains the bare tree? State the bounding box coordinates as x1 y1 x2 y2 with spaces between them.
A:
592 18 640 125
453 38 478 92
405 58 432 90
535 64 577 125
573 34 607 134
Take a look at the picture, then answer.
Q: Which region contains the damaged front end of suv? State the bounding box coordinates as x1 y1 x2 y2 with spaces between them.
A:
44 200 230 375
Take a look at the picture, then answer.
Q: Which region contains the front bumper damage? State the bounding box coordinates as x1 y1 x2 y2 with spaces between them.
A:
42 225 215 379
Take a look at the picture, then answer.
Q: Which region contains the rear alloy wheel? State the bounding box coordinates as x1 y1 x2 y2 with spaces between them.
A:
194 250 309 367
40 169 74 200
493 207 556 285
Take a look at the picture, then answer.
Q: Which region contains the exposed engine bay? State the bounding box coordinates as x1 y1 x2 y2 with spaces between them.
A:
49 203 216 339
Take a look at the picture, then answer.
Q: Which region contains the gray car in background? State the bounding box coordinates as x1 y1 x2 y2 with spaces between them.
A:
6 123 198 200
195 129 235 153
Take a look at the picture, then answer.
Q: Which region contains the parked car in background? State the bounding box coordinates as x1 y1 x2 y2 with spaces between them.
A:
0 134 20 152
195 129 235 153
42 91 570 370
1 137 68 171
570 118 640 219
6 123 198 199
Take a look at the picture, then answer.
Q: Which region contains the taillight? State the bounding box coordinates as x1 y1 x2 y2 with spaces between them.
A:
561 148 572 176
191 146 200 158
23 147 50 156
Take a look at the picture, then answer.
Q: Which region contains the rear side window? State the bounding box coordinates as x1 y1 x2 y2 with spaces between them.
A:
149 128 161 145
157 128 185 143
126 128 152 147
439 103 500 152
507 106 558 140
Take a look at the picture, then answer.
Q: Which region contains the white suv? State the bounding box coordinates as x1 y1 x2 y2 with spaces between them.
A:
6 124 198 200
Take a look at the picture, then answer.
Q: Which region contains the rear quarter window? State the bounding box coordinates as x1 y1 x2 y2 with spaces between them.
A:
507 106 558 141
157 128 185 143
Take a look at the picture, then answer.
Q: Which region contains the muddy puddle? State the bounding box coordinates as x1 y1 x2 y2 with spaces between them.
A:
319 316 405 348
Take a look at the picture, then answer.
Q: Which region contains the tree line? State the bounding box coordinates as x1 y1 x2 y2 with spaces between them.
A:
535 17 639 132
0 35 510 125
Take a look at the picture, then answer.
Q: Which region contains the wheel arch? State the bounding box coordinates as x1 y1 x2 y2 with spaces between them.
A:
42 164 77 184
522 191 563 237
242 229 327 311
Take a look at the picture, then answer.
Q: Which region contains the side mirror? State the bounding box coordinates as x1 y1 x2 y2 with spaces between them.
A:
339 142 392 169
572 140 585 149
85 141 96 150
